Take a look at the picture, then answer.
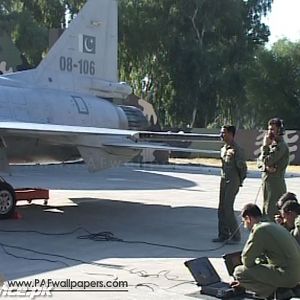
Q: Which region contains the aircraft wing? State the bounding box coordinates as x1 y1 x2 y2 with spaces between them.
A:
0 121 220 171
103 141 219 154
0 121 220 144
137 131 220 141
0 121 139 138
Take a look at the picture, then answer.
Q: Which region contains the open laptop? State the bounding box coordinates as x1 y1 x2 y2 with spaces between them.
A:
184 251 243 299
222 251 242 276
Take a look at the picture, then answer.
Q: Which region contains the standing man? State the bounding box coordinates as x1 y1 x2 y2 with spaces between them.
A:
232 203 300 299
213 125 247 243
258 118 289 220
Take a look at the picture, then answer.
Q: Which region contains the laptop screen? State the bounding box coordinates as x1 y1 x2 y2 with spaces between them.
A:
184 257 221 286
222 251 242 276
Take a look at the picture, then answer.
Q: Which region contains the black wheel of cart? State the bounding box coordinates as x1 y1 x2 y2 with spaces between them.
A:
0 181 16 219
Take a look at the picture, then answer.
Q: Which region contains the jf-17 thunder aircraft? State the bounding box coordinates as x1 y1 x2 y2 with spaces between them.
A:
0 0 219 218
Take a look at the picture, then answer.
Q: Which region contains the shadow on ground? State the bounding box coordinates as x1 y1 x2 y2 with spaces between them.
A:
0 198 245 280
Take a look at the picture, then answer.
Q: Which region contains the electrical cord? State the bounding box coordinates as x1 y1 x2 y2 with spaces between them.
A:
0 222 244 277
0 227 92 236
131 278 195 292
78 231 123 242
0 227 238 293
166 280 196 289
254 183 262 204
0 240 123 269
134 283 159 292
126 267 197 291
0 244 69 266
222 221 244 244
0 240 197 293
0 227 238 252
77 231 234 252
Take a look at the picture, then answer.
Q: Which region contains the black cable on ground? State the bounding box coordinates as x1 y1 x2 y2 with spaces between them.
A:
0 228 231 293
0 244 69 266
77 230 241 252
0 240 123 269
0 227 92 236
0 227 241 253
0 223 244 270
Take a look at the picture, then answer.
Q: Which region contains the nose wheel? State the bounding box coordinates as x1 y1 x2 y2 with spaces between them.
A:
0 180 16 219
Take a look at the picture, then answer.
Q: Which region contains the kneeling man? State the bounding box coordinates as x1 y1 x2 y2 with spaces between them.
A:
233 203 300 298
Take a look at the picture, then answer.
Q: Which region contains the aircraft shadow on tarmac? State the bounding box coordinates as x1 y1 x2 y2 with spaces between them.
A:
2 165 206 191
0 198 245 281
3 164 299 192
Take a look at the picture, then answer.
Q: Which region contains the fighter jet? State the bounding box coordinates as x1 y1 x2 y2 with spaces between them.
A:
0 0 219 218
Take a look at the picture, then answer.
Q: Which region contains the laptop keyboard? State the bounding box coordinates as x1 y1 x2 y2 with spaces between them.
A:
210 282 231 289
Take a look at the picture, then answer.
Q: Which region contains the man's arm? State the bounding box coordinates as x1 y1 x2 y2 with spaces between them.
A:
261 143 288 167
291 217 300 245
235 147 247 185
242 227 264 268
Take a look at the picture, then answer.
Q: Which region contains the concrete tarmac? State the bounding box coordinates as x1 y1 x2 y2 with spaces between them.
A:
1 163 300 299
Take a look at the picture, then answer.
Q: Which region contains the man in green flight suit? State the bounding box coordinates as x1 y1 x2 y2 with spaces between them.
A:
213 125 247 243
280 200 300 245
232 203 300 299
258 118 289 220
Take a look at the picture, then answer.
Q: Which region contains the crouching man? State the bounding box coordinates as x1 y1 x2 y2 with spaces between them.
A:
232 203 300 299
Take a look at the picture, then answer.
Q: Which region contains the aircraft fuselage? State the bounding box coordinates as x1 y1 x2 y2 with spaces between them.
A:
0 77 128 163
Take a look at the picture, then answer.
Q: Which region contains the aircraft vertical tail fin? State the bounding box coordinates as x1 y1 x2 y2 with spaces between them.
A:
33 0 127 97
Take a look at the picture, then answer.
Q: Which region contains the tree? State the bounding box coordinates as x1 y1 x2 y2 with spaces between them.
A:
118 0 272 128
0 0 64 67
245 39 300 129
1 0 274 129
0 0 79 67
64 0 86 17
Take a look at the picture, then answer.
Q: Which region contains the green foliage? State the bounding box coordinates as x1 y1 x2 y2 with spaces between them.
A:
0 0 22 33
12 9 48 66
119 0 272 128
21 0 65 28
64 0 86 18
245 39 300 129
0 0 78 68
3 0 287 129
